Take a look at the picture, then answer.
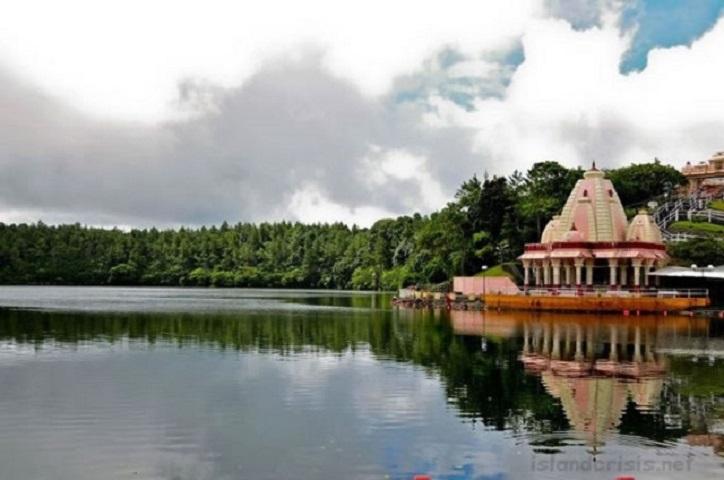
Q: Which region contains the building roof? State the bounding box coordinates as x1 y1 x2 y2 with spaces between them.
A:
649 266 724 279
542 168 629 243
683 151 724 177
627 209 663 243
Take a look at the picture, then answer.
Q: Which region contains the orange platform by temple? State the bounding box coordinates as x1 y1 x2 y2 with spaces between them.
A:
484 291 709 313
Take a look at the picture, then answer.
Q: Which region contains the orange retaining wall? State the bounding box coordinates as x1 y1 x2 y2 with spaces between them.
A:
484 293 709 312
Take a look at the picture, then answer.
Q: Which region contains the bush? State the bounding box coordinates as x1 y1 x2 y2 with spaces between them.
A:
187 267 210 286
281 268 304 288
210 270 235 287
351 266 377 290
108 262 138 285
380 266 415 291
422 257 449 284
233 267 263 287
668 238 724 266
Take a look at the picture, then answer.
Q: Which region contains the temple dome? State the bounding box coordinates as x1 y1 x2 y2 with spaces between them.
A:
541 216 561 243
626 210 664 243
543 167 628 243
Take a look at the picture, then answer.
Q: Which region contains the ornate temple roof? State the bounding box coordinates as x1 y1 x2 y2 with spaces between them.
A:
542 167 629 243
627 209 664 243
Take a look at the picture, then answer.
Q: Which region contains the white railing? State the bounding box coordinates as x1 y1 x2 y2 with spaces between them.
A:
520 287 709 299
662 231 698 242
688 209 724 223
653 196 724 242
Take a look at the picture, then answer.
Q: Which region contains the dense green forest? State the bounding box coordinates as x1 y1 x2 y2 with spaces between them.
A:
1 160 717 289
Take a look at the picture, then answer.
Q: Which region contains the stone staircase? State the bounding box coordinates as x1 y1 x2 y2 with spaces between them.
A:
653 195 724 242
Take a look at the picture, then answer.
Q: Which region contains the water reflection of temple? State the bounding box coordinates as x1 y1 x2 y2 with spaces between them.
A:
450 310 714 447
521 318 668 448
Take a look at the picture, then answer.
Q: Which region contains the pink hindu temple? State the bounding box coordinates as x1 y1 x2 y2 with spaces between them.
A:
518 166 667 290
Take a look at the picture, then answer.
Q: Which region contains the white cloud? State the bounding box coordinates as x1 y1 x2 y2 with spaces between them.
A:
2 1 724 227
0 56 477 227
0 0 542 122
433 12 724 174
361 147 448 214
446 59 503 80
287 184 396 227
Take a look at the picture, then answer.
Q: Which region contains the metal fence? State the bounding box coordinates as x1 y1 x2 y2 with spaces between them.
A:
653 196 724 242
520 288 709 298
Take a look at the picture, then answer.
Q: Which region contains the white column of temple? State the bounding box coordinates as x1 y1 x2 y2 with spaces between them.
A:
574 259 584 287
542 260 551 286
632 259 642 288
522 260 530 287
608 259 618 287
620 262 628 287
585 259 594 287
534 261 542 286
551 259 561 287
565 264 573 287
643 260 652 287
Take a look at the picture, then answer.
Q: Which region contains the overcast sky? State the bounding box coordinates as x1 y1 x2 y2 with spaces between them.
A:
2 0 724 227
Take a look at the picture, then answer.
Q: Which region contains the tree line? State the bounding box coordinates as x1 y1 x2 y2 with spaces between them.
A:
2 160 715 289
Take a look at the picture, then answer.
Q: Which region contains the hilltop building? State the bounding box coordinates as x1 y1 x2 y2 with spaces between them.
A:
683 151 724 196
518 165 667 289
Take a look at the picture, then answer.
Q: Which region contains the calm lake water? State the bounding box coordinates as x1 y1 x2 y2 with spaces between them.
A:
0 287 723 480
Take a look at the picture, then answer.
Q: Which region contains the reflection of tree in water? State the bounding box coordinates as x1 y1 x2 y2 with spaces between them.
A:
1 307 723 448
0 307 568 431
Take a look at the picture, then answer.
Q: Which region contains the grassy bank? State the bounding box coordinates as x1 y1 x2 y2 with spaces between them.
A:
710 199 724 211
669 221 724 237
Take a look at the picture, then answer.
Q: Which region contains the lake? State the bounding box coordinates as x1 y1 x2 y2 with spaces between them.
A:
0 286 722 479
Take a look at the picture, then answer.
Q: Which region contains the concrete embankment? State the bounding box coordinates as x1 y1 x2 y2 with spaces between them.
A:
392 292 484 310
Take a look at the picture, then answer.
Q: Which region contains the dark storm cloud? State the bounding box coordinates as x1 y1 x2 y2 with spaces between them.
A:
0 57 479 227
